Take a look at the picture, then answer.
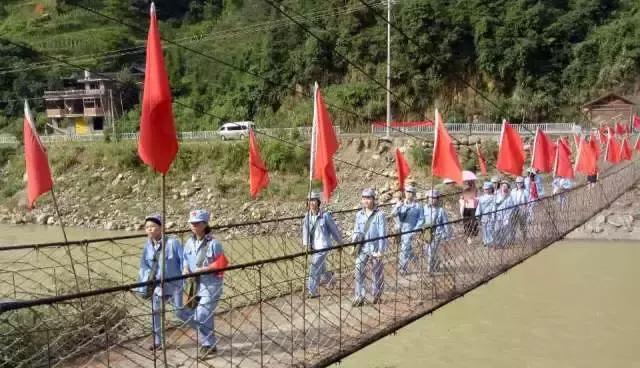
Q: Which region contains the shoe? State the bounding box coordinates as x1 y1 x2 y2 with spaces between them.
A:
372 296 382 305
199 345 217 358
148 343 162 351
307 293 320 299
351 298 364 307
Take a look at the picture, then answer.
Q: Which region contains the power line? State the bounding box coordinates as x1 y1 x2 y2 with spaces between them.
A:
57 1 472 148
0 37 408 187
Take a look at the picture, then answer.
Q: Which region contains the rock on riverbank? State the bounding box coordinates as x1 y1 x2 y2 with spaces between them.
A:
566 182 640 241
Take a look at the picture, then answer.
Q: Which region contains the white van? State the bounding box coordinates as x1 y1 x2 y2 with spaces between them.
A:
218 121 254 140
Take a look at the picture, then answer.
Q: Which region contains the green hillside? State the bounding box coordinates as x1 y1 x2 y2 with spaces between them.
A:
1 0 640 135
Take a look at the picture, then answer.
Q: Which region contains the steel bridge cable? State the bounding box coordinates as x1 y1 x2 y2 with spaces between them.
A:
0 38 428 199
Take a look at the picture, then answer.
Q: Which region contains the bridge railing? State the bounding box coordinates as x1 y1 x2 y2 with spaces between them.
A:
0 159 638 368
371 122 580 136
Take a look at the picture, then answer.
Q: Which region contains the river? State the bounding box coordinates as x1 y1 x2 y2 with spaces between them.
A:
335 240 640 368
1 225 637 366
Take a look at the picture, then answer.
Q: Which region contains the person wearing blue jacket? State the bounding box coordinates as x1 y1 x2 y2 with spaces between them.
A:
475 182 496 247
302 191 343 298
181 210 227 358
494 180 515 246
136 214 185 351
422 189 451 274
352 188 388 306
391 185 424 275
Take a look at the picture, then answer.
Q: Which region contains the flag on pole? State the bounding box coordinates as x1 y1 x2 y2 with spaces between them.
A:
138 3 179 175
311 82 339 200
615 122 626 136
575 137 598 176
475 142 487 176
589 134 600 160
634 134 640 153
531 127 554 173
23 100 53 209
633 114 640 130
248 129 269 198
553 138 574 179
431 109 463 184
605 129 621 164
496 120 525 176
620 137 633 161
395 148 410 191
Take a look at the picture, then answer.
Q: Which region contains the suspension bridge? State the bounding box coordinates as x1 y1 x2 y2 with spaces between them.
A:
0 160 637 368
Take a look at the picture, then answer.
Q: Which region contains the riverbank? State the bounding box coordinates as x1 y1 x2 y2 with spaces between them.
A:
1 136 496 231
566 181 640 241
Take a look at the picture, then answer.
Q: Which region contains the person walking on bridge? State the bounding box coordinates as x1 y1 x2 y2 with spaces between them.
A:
391 185 424 275
136 214 185 351
181 210 228 358
475 182 496 247
303 191 342 298
525 168 545 198
494 180 515 247
422 189 451 274
511 177 530 242
352 188 387 306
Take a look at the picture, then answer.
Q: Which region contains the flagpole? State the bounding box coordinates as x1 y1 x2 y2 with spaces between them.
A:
49 187 81 293
159 174 168 365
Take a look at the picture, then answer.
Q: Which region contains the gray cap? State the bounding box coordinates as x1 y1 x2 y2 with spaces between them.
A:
404 185 416 193
491 176 500 183
144 214 162 226
361 188 376 198
425 189 441 198
482 181 493 190
307 191 321 200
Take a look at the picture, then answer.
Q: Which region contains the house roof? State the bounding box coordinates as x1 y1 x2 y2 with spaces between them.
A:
582 92 635 109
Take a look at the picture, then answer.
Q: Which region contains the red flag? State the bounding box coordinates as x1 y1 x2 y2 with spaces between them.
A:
496 120 525 176
531 127 554 173
395 148 410 190
431 109 463 184
553 138 574 179
615 122 625 136
138 3 178 175
248 129 269 198
633 114 640 130
589 135 600 160
475 142 487 176
619 137 633 161
634 135 640 153
23 101 53 209
605 130 621 164
311 83 339 200
575 137 598 176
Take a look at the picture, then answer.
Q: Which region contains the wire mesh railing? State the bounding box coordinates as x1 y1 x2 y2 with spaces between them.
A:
0 160 638 368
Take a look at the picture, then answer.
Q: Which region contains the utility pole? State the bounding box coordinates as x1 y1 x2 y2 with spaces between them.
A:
385 0 392 140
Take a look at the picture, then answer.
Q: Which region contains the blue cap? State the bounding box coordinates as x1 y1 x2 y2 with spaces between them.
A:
482 181 493 190
144 214 162 226
361 188 376 198
188 209 210 223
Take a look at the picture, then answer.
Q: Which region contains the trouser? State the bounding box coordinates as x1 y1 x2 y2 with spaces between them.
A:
514 210 528 242
480 220 494 247
397 233 415 274
308 250 333 295
177 284 223 347
354 252 384 300
151 291 189 346
425 239 441 273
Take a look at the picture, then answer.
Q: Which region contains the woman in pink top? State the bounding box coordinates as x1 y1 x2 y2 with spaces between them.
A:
459 181 479 243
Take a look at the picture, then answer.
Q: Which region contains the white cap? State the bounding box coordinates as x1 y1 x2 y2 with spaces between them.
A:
405 185 416 193
425 189 441 198
308 191 321 200
515 176 525 183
